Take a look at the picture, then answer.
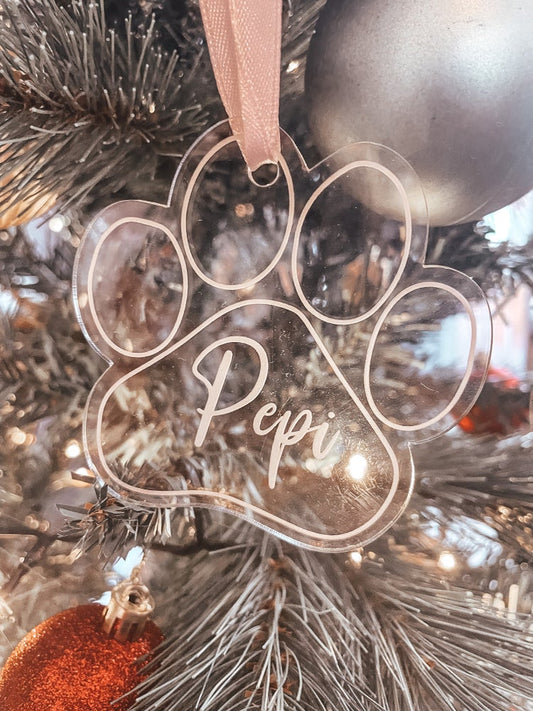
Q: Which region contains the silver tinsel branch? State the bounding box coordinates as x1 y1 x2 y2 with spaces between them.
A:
0 0 209 213
356 558 533 710
0 0 325 214
1 2 532 710
413 430 533 559
133 538 373 711
0 192 532 711
127 535 533 711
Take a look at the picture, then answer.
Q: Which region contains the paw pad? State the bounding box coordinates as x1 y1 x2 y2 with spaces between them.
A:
74 122 491 551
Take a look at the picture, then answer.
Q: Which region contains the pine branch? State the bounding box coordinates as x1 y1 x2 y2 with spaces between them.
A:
280 0 327 101
128 537 533 711
0 0 210 214
427 221 533 295
358 559 533 711
132 539 376 711
0 0 326 219
411 429 533 560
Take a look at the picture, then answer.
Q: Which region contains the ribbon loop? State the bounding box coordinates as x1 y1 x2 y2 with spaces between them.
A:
199 0 282 172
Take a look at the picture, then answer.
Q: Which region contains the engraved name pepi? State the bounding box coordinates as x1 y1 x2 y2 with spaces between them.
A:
192 337 340 488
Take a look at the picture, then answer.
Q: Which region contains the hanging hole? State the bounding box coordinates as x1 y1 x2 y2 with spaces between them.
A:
248 161 280 188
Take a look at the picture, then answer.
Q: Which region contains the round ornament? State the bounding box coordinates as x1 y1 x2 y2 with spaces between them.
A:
306 0 533 226
458 367 530 436
0 603 163 711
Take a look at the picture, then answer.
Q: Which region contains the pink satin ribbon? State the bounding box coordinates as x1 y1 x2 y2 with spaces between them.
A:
199 0 282 172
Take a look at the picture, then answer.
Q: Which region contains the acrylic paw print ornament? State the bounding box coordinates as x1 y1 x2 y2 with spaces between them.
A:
73 121 492 551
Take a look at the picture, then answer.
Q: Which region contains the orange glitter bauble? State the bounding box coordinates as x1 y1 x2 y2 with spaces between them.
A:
0 604 163 711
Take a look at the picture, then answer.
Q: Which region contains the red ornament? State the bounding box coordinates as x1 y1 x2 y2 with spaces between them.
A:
0 603 163 711
458 368 530 436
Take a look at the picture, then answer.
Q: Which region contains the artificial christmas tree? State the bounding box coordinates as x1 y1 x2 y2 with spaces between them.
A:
0 2 532 710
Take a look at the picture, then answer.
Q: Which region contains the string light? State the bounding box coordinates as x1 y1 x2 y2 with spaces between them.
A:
234 203 254 218
347 453 368 482
48 215 65 233
7 427 29 446
349 551 363 568
64 440 82 459
438 551 456 571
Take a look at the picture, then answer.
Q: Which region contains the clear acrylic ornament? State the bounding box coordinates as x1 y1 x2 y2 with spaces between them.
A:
74 121 492 551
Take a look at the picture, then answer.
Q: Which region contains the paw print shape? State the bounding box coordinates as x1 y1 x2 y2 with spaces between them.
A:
74 121 491 551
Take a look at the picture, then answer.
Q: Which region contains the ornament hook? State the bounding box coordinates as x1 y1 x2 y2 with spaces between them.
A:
103 564 155 643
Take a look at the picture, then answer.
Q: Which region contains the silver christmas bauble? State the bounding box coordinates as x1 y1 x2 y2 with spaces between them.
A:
306 0 533 226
